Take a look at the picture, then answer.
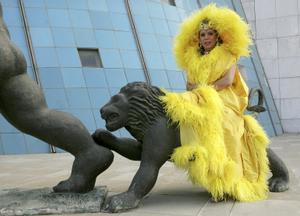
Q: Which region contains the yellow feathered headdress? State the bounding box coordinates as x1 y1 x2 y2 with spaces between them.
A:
173 4 252 71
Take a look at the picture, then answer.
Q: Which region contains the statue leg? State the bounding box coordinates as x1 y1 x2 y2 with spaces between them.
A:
0 74 114 193
103 119 180 212
267 148 289 192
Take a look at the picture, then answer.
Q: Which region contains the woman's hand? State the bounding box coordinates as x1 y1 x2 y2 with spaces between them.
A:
186 82 198 91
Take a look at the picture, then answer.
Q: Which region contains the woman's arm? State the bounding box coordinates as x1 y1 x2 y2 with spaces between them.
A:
213 64 236 91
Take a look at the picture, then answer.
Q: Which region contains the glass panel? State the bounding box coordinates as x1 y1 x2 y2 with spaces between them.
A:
101 49 123 68
2 134 27 154
87 0 108 11
120 50 142 69
30 28 54 47
57 47 81 67
69 10 92 28
65 88 91 108
48 9 71 27
95 30 117 49
43 89 69 109
74 29 97 48
61 68 86 88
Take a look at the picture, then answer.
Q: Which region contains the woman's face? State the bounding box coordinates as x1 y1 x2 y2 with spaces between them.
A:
199 29 218 52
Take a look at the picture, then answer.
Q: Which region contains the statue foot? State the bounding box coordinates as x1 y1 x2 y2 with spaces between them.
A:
103 192 141 213
53 175 96 193
53 145 114 193
268 176 289 192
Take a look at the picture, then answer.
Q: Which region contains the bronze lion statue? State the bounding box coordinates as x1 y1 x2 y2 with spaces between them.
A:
92 81 289 213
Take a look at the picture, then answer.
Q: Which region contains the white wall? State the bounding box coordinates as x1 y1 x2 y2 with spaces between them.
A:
242 0 300 133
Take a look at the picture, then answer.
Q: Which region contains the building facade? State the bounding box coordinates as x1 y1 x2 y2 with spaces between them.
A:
0 0 282 155
242 0 300 133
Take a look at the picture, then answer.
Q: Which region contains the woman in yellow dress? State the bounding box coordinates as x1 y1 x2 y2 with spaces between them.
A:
161 4 279 201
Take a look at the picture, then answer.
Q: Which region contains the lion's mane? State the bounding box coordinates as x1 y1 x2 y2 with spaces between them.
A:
119 82 166 141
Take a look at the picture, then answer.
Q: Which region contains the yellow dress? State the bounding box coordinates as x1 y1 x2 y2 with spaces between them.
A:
160 4 270 201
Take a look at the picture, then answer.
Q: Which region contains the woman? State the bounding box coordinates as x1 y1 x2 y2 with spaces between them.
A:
161 4 271 201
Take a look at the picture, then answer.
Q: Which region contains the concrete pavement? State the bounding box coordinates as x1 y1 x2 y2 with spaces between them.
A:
0 134 299 216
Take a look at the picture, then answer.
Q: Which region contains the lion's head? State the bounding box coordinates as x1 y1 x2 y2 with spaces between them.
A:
100 82 165 140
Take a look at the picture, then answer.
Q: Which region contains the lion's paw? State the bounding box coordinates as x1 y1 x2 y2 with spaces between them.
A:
92 129 117 147
268 176 289 192
102 192 141 213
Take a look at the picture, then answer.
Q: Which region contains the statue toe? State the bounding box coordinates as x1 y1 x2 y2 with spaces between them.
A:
268 176 289 192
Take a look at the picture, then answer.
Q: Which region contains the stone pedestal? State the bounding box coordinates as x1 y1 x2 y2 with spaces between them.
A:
0 186 107 216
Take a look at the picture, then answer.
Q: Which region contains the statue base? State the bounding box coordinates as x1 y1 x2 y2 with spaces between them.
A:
0 186 107 215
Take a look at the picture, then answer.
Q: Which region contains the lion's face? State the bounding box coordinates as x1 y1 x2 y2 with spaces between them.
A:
100 93 129 131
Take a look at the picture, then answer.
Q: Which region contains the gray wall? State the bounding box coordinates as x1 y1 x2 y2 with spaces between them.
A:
242 0 300 133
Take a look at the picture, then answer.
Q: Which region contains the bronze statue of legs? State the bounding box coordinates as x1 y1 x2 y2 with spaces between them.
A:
0 3 113 193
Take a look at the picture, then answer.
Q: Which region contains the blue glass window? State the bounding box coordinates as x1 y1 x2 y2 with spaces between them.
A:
2 134 27 154
48 9 71 27
30 28 54 47
66 0 88 10
23 0 45 8
1 0 18 7
105 69 128 88
163 4 180 21
45 0 68 9
61 68 86 88
90 11 113 29
139 33 160 52
149 69 170 88
95 30 117 49
120 50 142 69
83 68 107 87
166 71 186 89
162 53 178 70
26 8 49 27
125 69 146 82
3 7 22 26
24 135 49 154
56 48 81 67
93 109 106 129
167 21 179 36
74 29 97 48
52 28 75 47
66 88 91 108
87 0 108 11
111 13 131 31
0 138 4 155
35 47 59 67
101 49 123 68
43 89 69 109
156 35 172 53
134 16 154 34
144 51 164 69
107 0 126 14
8 27 27 47
0 115 19 133
88 88 111 108
69 109 96 132
151 18 170 36
69 10 92 28
39 67 64 88
147 1 165 19
130 0 149 16
115 31 136 50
